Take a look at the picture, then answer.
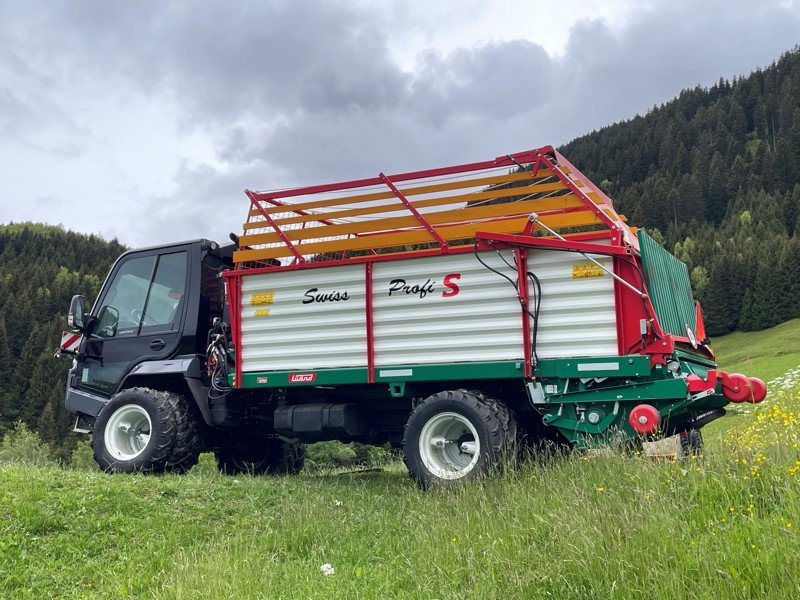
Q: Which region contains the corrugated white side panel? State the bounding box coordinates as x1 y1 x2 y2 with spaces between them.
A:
528 249 618 358
373 252 524 366
238 247 619 373
239 264 366 372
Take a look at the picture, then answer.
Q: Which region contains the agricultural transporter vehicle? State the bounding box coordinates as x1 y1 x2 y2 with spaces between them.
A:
60 146 767 487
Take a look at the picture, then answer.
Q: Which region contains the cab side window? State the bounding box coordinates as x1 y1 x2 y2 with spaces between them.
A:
97 255 157 336
95 251 187 337
141 251 188 332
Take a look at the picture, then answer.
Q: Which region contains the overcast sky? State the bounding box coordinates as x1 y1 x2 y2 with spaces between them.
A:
1 0 798 248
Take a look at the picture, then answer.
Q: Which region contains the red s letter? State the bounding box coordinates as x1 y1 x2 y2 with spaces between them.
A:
442 273 461 297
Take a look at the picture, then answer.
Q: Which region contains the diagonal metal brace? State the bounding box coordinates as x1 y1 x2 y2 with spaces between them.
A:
245 190 305 263
528 212 646 298
379 172 448 251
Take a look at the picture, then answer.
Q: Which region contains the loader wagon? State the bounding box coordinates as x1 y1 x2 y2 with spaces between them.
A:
62 145 767 487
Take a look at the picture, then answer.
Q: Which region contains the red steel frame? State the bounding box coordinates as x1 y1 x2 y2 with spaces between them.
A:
365 262 375 384
245 149 545 205
223 146 695 387
514 247 533 378
245 190 305 264
379 172 448 251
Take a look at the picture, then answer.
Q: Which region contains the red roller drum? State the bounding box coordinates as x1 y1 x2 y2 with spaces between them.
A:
629 404 661 434
747 377 767 403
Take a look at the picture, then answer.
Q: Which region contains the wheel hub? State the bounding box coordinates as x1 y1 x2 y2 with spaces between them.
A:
104 404 153 461
418 412 480 480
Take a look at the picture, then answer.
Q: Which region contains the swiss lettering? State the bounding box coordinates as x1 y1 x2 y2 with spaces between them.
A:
303 288 350 304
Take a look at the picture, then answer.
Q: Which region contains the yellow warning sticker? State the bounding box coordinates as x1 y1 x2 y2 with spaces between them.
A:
254 309 271 317
251 291 275 306
572 263 605 279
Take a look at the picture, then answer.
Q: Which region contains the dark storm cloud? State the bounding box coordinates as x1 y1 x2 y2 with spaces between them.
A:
1 0 798 246
46 1 407 119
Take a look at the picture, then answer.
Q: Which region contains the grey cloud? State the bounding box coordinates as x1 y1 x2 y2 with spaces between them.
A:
1 0 799 247
411 41 556 122
43 1 406 119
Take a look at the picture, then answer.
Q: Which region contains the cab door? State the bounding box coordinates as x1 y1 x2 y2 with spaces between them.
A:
77 247 190 397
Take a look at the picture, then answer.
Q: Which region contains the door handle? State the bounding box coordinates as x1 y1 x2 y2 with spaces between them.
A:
149 339 166 351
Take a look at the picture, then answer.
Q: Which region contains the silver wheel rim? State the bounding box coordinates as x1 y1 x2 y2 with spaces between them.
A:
104 404 152 461
419 411 480 480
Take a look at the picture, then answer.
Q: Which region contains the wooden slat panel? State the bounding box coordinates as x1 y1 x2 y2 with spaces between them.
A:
240 194 585 246
249 169 555 217
263 181 571 228
233 210 603 263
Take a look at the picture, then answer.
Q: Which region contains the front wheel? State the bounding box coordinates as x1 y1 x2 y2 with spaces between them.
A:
402 390 517 488
92 387 178 473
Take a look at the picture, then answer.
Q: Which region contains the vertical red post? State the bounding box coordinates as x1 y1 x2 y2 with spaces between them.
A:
612 256 627 356
365 262 375 383
227 273 243 389
514 247 533 378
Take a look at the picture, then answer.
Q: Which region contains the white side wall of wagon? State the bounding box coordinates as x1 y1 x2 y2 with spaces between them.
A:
531 249 618 358
237 249 618 374
239 264 367 372
372 252 524 365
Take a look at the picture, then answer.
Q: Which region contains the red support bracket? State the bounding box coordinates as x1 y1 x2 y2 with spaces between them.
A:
476 231 631 256
379 172 449 251
245 190 305 264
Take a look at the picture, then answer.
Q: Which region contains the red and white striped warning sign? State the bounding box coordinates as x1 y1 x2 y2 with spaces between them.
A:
59 331 82 354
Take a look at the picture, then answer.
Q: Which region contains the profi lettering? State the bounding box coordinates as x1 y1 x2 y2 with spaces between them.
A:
388 273 461 299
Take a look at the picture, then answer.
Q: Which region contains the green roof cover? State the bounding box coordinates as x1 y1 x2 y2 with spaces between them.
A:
638 230 697 338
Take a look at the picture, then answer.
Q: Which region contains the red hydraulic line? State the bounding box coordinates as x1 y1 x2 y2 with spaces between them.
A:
379 172 448 251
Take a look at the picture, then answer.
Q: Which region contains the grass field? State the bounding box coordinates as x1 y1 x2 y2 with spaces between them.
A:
710 318 800 383
705 318 800 439
1 320 799 599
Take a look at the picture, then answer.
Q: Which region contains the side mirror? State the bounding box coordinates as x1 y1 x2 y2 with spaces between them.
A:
68 295 87 330
95 305 120 338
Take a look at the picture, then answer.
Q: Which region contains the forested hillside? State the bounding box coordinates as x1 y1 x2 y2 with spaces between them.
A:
0 223 125 459
561 47 800 335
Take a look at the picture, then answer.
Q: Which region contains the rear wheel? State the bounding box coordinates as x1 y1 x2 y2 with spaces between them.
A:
402 389 517 488
164 393 205 473
216 436 305 475
92 387 177 473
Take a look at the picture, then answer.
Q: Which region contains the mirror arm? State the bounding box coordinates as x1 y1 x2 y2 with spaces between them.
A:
77 315 97 335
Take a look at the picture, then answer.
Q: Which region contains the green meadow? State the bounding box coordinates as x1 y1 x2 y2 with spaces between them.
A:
2 320 799 599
